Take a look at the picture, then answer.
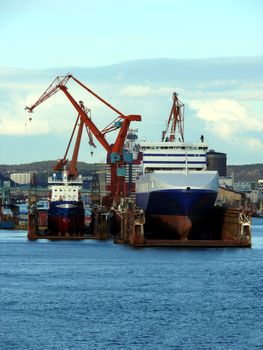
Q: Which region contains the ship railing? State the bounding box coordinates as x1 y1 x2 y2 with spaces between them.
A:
47 178 83 185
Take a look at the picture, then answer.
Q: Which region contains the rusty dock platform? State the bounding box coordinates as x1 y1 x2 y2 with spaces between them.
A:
27 206 111 241
27 200 251 248
132 239 251 248
113 205 252 248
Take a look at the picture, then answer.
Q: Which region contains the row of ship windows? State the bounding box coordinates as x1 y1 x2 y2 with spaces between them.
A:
143 153 206 157
144 167 204 173
143 161 206 164
141 147 207 150
53 195 77 197
53 196 77 200
53 188 77 192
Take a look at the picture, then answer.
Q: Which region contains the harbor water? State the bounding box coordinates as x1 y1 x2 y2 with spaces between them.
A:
0 219 263 350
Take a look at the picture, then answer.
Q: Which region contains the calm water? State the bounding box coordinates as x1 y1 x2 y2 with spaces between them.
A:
0 219 263 350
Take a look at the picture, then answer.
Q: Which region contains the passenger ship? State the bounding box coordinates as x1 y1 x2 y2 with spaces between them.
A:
135 140 219 239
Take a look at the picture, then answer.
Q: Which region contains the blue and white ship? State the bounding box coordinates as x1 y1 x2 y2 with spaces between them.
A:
47 169 85 235
135 140 219 239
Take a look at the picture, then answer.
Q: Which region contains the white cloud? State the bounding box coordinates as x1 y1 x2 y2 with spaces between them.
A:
120 85 183 97
0 91 74 136
0 63 262 164
0 79 119 137
246 138 263 150
189 98 263 139
197 80 239 89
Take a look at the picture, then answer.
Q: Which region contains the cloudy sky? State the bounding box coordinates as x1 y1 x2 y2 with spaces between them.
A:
0 0 262 165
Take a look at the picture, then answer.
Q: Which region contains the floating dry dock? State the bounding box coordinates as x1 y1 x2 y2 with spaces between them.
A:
29 216 87 241
27 206 110 241
27 203 251 248
113 205 251 248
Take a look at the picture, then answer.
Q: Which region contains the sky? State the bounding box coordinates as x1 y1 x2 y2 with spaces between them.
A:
0 0 262 165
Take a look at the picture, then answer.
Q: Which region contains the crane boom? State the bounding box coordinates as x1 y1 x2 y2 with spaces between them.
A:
71 75 125 117
53 102 95 178
69 117 84 178
59 85 111 152
25 75 72 112
53 114 81 173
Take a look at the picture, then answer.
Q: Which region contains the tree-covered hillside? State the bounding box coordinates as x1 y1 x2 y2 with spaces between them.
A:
1 161 263 184
227 164 263 182
0 161 105 187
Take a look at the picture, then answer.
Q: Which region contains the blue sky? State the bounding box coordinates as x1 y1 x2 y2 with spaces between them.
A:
0 0 263 165
1 0 262 68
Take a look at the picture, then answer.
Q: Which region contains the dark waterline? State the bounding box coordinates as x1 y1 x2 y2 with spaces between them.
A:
0 219 263 350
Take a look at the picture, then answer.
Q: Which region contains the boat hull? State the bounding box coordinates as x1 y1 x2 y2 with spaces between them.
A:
0 220 15 230
48 201 85 235
137 189 217 239
136 170 219 239
136 188 218 216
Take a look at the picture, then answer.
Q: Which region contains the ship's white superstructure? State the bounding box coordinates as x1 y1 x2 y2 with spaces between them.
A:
139 141 208 174
48 169 83 202
135 140 219 236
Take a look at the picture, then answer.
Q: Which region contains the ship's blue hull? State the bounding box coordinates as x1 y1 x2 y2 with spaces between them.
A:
136 188 218 216
0 220 15 230
48 201 85 234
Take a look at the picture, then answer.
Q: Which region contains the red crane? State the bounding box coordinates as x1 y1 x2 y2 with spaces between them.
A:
162 92 184 142
25 74 141 203
53 101 96 179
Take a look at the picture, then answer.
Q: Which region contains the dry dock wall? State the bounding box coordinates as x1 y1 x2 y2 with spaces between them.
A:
114 206 251 248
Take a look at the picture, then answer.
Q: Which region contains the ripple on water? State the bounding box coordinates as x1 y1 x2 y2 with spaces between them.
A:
0 223 263 349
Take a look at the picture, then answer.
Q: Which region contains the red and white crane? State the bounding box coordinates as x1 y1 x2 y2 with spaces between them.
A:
25 74 141 203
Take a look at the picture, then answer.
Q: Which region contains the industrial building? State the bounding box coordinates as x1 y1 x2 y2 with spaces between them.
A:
10 172 32 185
